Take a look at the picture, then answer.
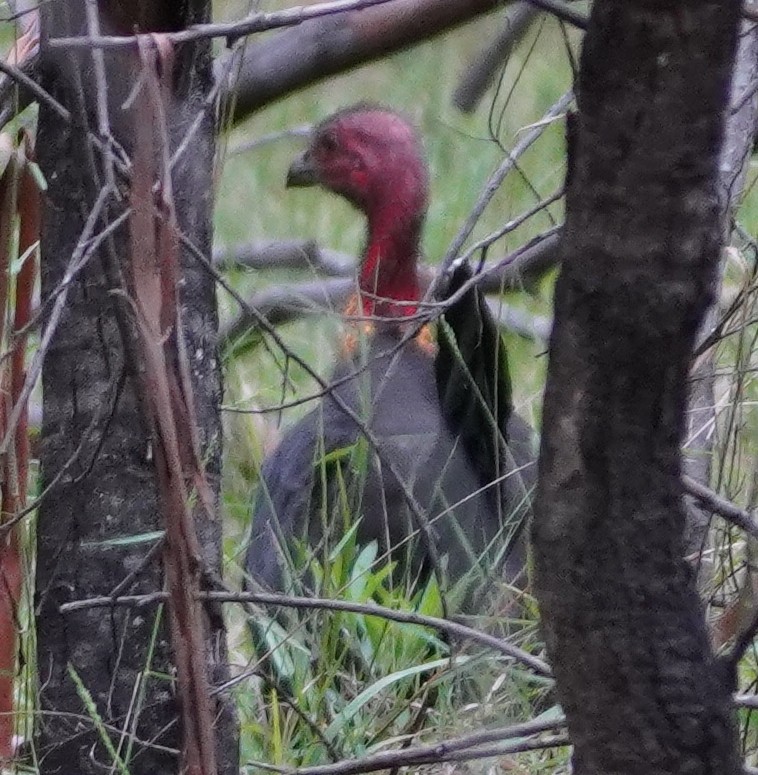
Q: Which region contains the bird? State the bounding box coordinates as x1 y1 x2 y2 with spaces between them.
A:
245 104 536 611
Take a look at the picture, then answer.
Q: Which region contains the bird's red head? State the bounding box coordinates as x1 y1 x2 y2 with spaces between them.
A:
287 105 429 319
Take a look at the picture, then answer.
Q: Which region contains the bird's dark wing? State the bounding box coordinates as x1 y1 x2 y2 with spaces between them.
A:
435 261 514 488
434 261 537 583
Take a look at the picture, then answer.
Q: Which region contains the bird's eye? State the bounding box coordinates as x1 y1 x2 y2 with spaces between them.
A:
318 131 339 154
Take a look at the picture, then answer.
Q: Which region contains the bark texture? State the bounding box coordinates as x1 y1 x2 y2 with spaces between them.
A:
532 3 742 774
34 2 237 773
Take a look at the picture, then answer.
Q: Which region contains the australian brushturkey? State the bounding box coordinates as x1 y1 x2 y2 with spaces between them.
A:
246 105 536 608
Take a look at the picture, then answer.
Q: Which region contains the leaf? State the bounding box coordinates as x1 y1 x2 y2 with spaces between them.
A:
67 664 132 775
347 541 378 600
25 160 47 192
318 443 355 467
416 573 443 618
82 531 164 548
0 135 14 180
257 615 311 683
324 655 472 740
9 240 35 278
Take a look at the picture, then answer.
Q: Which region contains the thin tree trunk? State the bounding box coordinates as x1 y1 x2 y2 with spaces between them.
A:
683 19 758 574
34 2 237 773
533 2 742 774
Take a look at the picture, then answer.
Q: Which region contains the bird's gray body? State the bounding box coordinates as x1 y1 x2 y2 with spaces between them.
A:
246 327 535 604
247 105 536 610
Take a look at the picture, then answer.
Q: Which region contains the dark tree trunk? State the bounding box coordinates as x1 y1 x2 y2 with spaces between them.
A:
533 2 742 775
34 2 237 773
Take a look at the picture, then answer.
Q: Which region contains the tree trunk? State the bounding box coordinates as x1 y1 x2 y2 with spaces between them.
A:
34 3 237 773
682 19 758 580
532 2 742 774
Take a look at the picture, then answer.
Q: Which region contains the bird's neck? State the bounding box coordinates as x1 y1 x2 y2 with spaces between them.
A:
359 210 422 318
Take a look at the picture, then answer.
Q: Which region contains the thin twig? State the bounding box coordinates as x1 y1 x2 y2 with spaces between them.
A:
0 56 69 120
49 0 399 49
437 90 572 279
457 187 563 266
84 0 116 192
522 0 588 29
683 475 758 540
60 589 552 677
229 125 312 155
245 732 570 774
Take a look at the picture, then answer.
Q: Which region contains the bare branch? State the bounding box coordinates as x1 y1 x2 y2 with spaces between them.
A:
683 475 758 540
60 589 553 676
453 3 541 113
84 0 116 193
216 224 560 286
49 0 402 50
0 56 66 121
214 238 354 276
487 298 552 341
0 54 35 130
228 125 312 155
221 0 502 121
246 730 569 774
222 277 352 346
0 0 503 129
457 187 563 266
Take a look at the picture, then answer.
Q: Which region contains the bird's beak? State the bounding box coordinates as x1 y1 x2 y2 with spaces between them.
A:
286 150 318 188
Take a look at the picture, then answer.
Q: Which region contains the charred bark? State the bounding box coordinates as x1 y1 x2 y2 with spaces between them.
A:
532 2 742 774
34 2 237 773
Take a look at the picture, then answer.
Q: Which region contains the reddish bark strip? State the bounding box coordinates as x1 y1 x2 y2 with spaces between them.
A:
0 135 38 761
127 39 216 775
